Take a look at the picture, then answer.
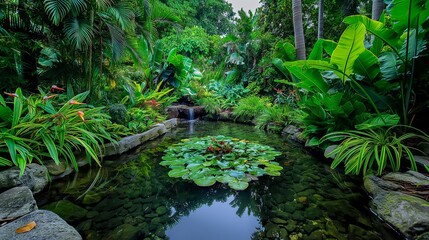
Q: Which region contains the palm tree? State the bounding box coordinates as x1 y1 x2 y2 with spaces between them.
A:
371 0 384 20
318 0 324 39
292 0 306 60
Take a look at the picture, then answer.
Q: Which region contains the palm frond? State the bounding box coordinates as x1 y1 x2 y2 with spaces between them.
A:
64 17 94 50
44 0 71 25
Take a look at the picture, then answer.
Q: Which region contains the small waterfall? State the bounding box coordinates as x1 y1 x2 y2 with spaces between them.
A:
188 108 195 120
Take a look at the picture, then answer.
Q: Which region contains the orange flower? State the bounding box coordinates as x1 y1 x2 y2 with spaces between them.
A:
42 94 57 103
69 100 83 105
77 111 85 122
50 85 65 92
4 92 18 98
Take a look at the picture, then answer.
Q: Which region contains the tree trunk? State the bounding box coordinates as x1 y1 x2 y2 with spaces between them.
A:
292 0 306 60
371 0 384 20
318 0 324 39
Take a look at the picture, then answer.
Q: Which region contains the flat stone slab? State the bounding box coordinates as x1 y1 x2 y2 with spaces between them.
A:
0 187 38 220
0 210 82 240
365 173 429 239
103 119 177 156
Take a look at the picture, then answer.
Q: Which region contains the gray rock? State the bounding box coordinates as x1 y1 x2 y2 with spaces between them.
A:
163 118 178 130
42 200 88 222
45 161 68 176
364 175 402 194
0 210 81 240
370 191 429 237
0 187 38 220
0 164 48 193
383 171 429 187
103 125 167 156
165 105 205 120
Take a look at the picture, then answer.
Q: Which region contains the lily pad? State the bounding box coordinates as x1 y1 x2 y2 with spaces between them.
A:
228 180 249 190
194 176 217 187
168 168 188 178
161 135 283 190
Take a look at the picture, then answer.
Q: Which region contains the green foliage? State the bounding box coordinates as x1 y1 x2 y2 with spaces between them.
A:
160 0 235 35
233 96 270 120
322 126 429 176
255 105 289 132
160 135 282 190
108 104 128 125
161 26 210 57
0 88 117 175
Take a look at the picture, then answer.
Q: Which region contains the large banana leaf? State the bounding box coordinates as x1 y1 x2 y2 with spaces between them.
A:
282 64 329 93
331 23 366 83
390 0 429 33
379 52 399 81
308 39 337 60
344 15 399 48
353 49 380 81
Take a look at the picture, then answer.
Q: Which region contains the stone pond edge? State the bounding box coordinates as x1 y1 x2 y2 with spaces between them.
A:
0 118 179 239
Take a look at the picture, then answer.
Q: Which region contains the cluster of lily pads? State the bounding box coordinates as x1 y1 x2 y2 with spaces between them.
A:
160 135 283 190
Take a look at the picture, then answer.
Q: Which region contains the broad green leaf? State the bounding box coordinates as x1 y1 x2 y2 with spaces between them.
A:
344 15 400 50
284 65 328 93
353 50 380 80
216 175 235 183
390 0 429 33
355 114 400 130
309 39 337 60
274 41 296 61
379 52 399 81
228 180 249 190
272 58 290 79
331 23 366 82
168 168 188 178
194 176 216 187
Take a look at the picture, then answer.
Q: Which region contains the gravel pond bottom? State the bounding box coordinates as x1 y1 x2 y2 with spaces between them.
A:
37 121 401 240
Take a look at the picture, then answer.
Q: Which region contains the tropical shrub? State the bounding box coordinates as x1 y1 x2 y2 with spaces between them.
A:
108 104 128 125
233 96 270 120
160 135 282 190
321 126 429 176
255 105 289 132
0 88 117 175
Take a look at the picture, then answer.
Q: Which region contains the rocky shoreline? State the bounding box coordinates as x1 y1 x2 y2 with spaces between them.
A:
0 119 178 239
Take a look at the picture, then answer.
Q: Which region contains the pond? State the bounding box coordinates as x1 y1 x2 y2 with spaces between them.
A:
36 121 399 240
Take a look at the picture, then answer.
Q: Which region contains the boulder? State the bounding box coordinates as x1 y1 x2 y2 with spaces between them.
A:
282 125 305 143
0 187 38 220
163 118 178 130
42 200 88 222
103 124 168 156
364 174 429 239
45 161 68 176
0 164 48 194
382 171 429 187
0 210 81 240
165 105 205 120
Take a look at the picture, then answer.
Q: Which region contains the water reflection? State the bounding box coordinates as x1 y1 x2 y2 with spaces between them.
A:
36 121 398 240
166 195 261 240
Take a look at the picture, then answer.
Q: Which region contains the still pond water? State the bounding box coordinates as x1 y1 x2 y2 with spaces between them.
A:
36 121 399 240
